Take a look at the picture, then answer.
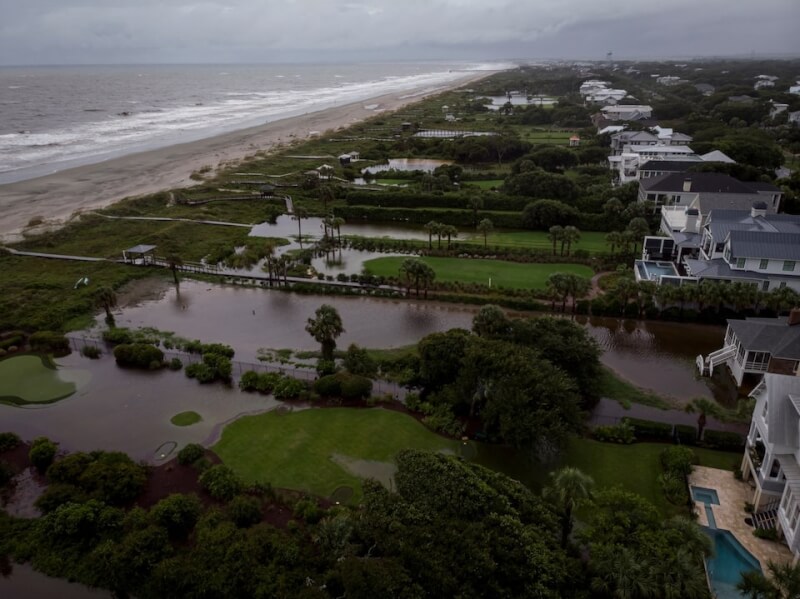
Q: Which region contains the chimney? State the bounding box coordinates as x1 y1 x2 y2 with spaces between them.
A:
683 178 692 192
682 208 699 234
790 308 800 326
751 201 767 218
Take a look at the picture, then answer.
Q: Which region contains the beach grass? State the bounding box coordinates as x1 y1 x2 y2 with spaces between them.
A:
363 255 593 290
213 408 456 502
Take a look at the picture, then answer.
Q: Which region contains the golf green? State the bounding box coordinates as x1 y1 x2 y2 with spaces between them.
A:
0 355 77 406
213 408 458 502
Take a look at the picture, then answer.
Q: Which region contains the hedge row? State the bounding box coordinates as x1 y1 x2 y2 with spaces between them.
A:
344 190 529 212
623 418 673 441
333 205 524 228
702 430 745 451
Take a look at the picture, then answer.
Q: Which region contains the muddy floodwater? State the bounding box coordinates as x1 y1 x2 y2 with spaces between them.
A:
0 563 111 599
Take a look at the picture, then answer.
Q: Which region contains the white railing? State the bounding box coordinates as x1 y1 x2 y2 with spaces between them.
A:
703 345 736 375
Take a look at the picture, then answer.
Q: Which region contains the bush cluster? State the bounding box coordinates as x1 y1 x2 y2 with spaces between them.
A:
238 370 284 393
177 443 205 466
623 418 673 441
313 372 373 400
185 352 232 384
199 465 244 501
0 432 21 453
29 331 70 355
659 446 697 505
702 430 745 452
113 343 164 369
592 421 635 444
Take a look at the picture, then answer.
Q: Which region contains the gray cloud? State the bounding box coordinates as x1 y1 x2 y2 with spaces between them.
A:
0 0 797 64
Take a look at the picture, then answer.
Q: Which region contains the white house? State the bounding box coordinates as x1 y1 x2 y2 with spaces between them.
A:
790 83 800 96
601 105 653 121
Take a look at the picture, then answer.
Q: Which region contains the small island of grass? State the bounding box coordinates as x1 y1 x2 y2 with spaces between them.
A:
170 411 203 426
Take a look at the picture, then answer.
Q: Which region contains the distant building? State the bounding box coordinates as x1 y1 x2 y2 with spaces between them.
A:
600 104 653 121
569 135 581 147
694 83 716 96
789 111 800 126
790 83 800 96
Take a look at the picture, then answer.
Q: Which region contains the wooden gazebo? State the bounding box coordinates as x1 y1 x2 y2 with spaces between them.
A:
122 244 157 265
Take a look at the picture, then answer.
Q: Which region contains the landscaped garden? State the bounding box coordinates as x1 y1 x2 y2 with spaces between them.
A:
363 255 593 289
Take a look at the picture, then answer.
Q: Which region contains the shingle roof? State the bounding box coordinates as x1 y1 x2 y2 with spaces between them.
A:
642 172 755 194
746 181 782 193
728 318 800 360
729 231 800 260
639 160 702 172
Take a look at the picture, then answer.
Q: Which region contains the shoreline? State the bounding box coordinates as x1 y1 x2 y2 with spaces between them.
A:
0 71 495 243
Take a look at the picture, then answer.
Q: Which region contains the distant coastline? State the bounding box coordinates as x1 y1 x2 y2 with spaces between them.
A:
0 69 497 243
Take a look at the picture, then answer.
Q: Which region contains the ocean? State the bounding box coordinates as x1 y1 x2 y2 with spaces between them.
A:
0 62 506 184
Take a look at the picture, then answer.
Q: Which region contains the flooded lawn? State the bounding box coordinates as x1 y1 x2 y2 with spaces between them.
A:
0 355 89 406
361 158 452 175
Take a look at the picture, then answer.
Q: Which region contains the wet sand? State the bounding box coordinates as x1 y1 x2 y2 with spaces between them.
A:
0 71 493 243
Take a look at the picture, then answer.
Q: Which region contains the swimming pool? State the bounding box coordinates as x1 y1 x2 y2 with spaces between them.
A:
692 486 721 505
704 528 762 599
634 260 679 282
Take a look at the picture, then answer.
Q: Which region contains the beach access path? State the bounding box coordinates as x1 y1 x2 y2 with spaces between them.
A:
0 71 494 244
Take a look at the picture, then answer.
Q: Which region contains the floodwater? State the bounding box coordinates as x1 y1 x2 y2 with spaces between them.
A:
311 248 408 275
0 563 110 599
361 158 452 175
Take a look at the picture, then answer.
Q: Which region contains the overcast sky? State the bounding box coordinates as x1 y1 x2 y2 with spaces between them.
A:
0 0 798 65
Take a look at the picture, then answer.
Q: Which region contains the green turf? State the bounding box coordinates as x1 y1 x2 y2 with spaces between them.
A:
597 367 673 410
363 256 593 290
551 438 741 516
462 229 612 253
213 408 457 502
465 179 505 190
0 355 76 406
170 411 203 426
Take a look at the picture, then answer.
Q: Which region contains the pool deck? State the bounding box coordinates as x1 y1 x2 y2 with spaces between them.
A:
690 466 794 570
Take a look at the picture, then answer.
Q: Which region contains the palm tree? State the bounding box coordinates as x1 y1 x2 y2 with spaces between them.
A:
165 253 183 289
543 467 594 548
546 273 572 313
294 206 308 249
305 305 344 362
332 217 346 246
621 229 637 255
738 560 800 598
318 184 335 213
399 258 418 296
685 397 723 441
418 262 436 299
766 286 799 315
561 225 581 256
548 225 563 256
569 276 591 313
424 221 438 250
605 231 623 255
590 547 659 599
94 287 117 327
626 217 650 255
614 277 639 314
443 225 458 249
466 194 483 226
476 218 493 248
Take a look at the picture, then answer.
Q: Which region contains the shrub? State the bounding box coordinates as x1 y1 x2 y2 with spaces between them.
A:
0 460 13 488
256 372 283 394
659 471 688 505
593 422 635 444
702 430 745 451
313 374 342 397
343 344 378 377
341 375 373 400
199 465 243 501
185 362 216 383
113 343 164 369
168 357 183 371
674 424 698 445
203 352 232 381
753 527 780 541
293 497 322 524
239 370 260 391
81 345 101 359
661 446 698 477
151 493 203 539
200 343 235 358
102 327 134 345
29 437 58 473
0 432 21 453
273 377 307 400
34 483 89 513
623 418 673 441
227 495 263 528
177 443 205 466
29 331 70 355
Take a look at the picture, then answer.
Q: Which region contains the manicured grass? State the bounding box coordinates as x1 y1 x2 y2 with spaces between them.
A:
0 355 76 406
462 229 612 253
465 179 505 189
597 367 673 409
214 408 457 502
557 437 740 516
363 255 593 290
170 411 203 426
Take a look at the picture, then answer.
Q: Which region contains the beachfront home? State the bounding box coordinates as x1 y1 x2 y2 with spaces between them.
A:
744 374 800 560
699 313 800 388
600 105 653 121
640 172 782 213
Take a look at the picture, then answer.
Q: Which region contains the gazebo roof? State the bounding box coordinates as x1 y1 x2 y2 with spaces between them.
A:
124 244 157 254
317 164 334 171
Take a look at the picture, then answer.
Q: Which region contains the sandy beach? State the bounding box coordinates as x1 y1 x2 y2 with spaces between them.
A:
0 71 493 243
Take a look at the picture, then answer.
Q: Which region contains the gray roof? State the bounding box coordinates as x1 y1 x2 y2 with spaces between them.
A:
728 318 800 360
639 160 702 173
707 210 800 241
672 231 702 247
124 244 157 254
642 172 757 194
698 194 778 214
729 231 800 260
746 181 782 193
683 258 768 282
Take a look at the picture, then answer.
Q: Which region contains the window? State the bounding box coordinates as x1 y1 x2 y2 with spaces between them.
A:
760 259 769 270
763 281 770 292
784 261 796 272
736 257 746 268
